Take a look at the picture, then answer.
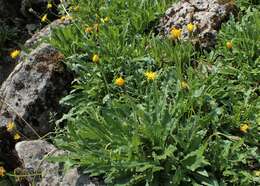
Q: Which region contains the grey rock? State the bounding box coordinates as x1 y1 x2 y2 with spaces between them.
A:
157 0 235 48
15 140 103 186
0 43 73 138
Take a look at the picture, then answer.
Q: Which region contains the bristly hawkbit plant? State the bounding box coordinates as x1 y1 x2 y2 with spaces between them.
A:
49 0 260 185
54 79 213 185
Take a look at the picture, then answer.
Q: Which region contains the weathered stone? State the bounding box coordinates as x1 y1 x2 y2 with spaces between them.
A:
15 140 103 186
0 43 73 138
157 0 235 48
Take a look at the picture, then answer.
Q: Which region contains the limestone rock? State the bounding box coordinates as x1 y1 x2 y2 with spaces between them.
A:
157 0 235 48
0 43 73 138
15 140 103 186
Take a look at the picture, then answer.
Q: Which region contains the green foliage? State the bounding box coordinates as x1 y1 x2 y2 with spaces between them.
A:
0 22 17 60
0 24 16 48
50 0 260 185
235 0 260 11
56 84 211 185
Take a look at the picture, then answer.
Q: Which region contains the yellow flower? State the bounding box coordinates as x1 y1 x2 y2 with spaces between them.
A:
101 17 109 23
14 133 21 140
144 71 157 81
226 41 233 49
180 81 189 90
60 16 66 21
255 170 260 177
187 23 195 33
170 27 182 40
0 166 5 177
47 2 52 9
240 123 249 133
41 14 48 22
104 17 109 22
60 15 72 21
85 27 93 33
73 5 80 11
92 54 100 63
115 77 125 87
6 121 15 132
10 49 21 59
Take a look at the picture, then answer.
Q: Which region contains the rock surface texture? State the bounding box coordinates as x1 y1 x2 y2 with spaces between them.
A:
157 0 235 48
0 43 73 138
15 140 103 186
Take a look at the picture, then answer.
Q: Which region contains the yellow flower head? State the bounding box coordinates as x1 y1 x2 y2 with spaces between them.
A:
115 77 125 87
102 17 109 23
41 14 48 22
226 41 233 49
0 166 5 177
92 54 100 63
104 17 109 22
14 133 21 140
144 71 157 81
180 81 189 90
170 27 182 40
254 170 260 177
73 5 80 11
60 15 72 21
85 27 93 33
6 121 15 132
60 16 66 21
187 23 195 33
240 123 249 133
10 49 21 59
47 2 52 9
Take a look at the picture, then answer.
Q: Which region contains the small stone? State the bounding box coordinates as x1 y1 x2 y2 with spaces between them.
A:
15 140 104 186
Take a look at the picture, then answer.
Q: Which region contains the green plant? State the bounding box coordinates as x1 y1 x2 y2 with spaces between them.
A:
0 22 17 60
49 0 260 185
235 0 260 11
55 81 211 185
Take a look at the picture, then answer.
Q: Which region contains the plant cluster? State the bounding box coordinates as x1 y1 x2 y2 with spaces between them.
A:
40 0 260 185
0 22 18 62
